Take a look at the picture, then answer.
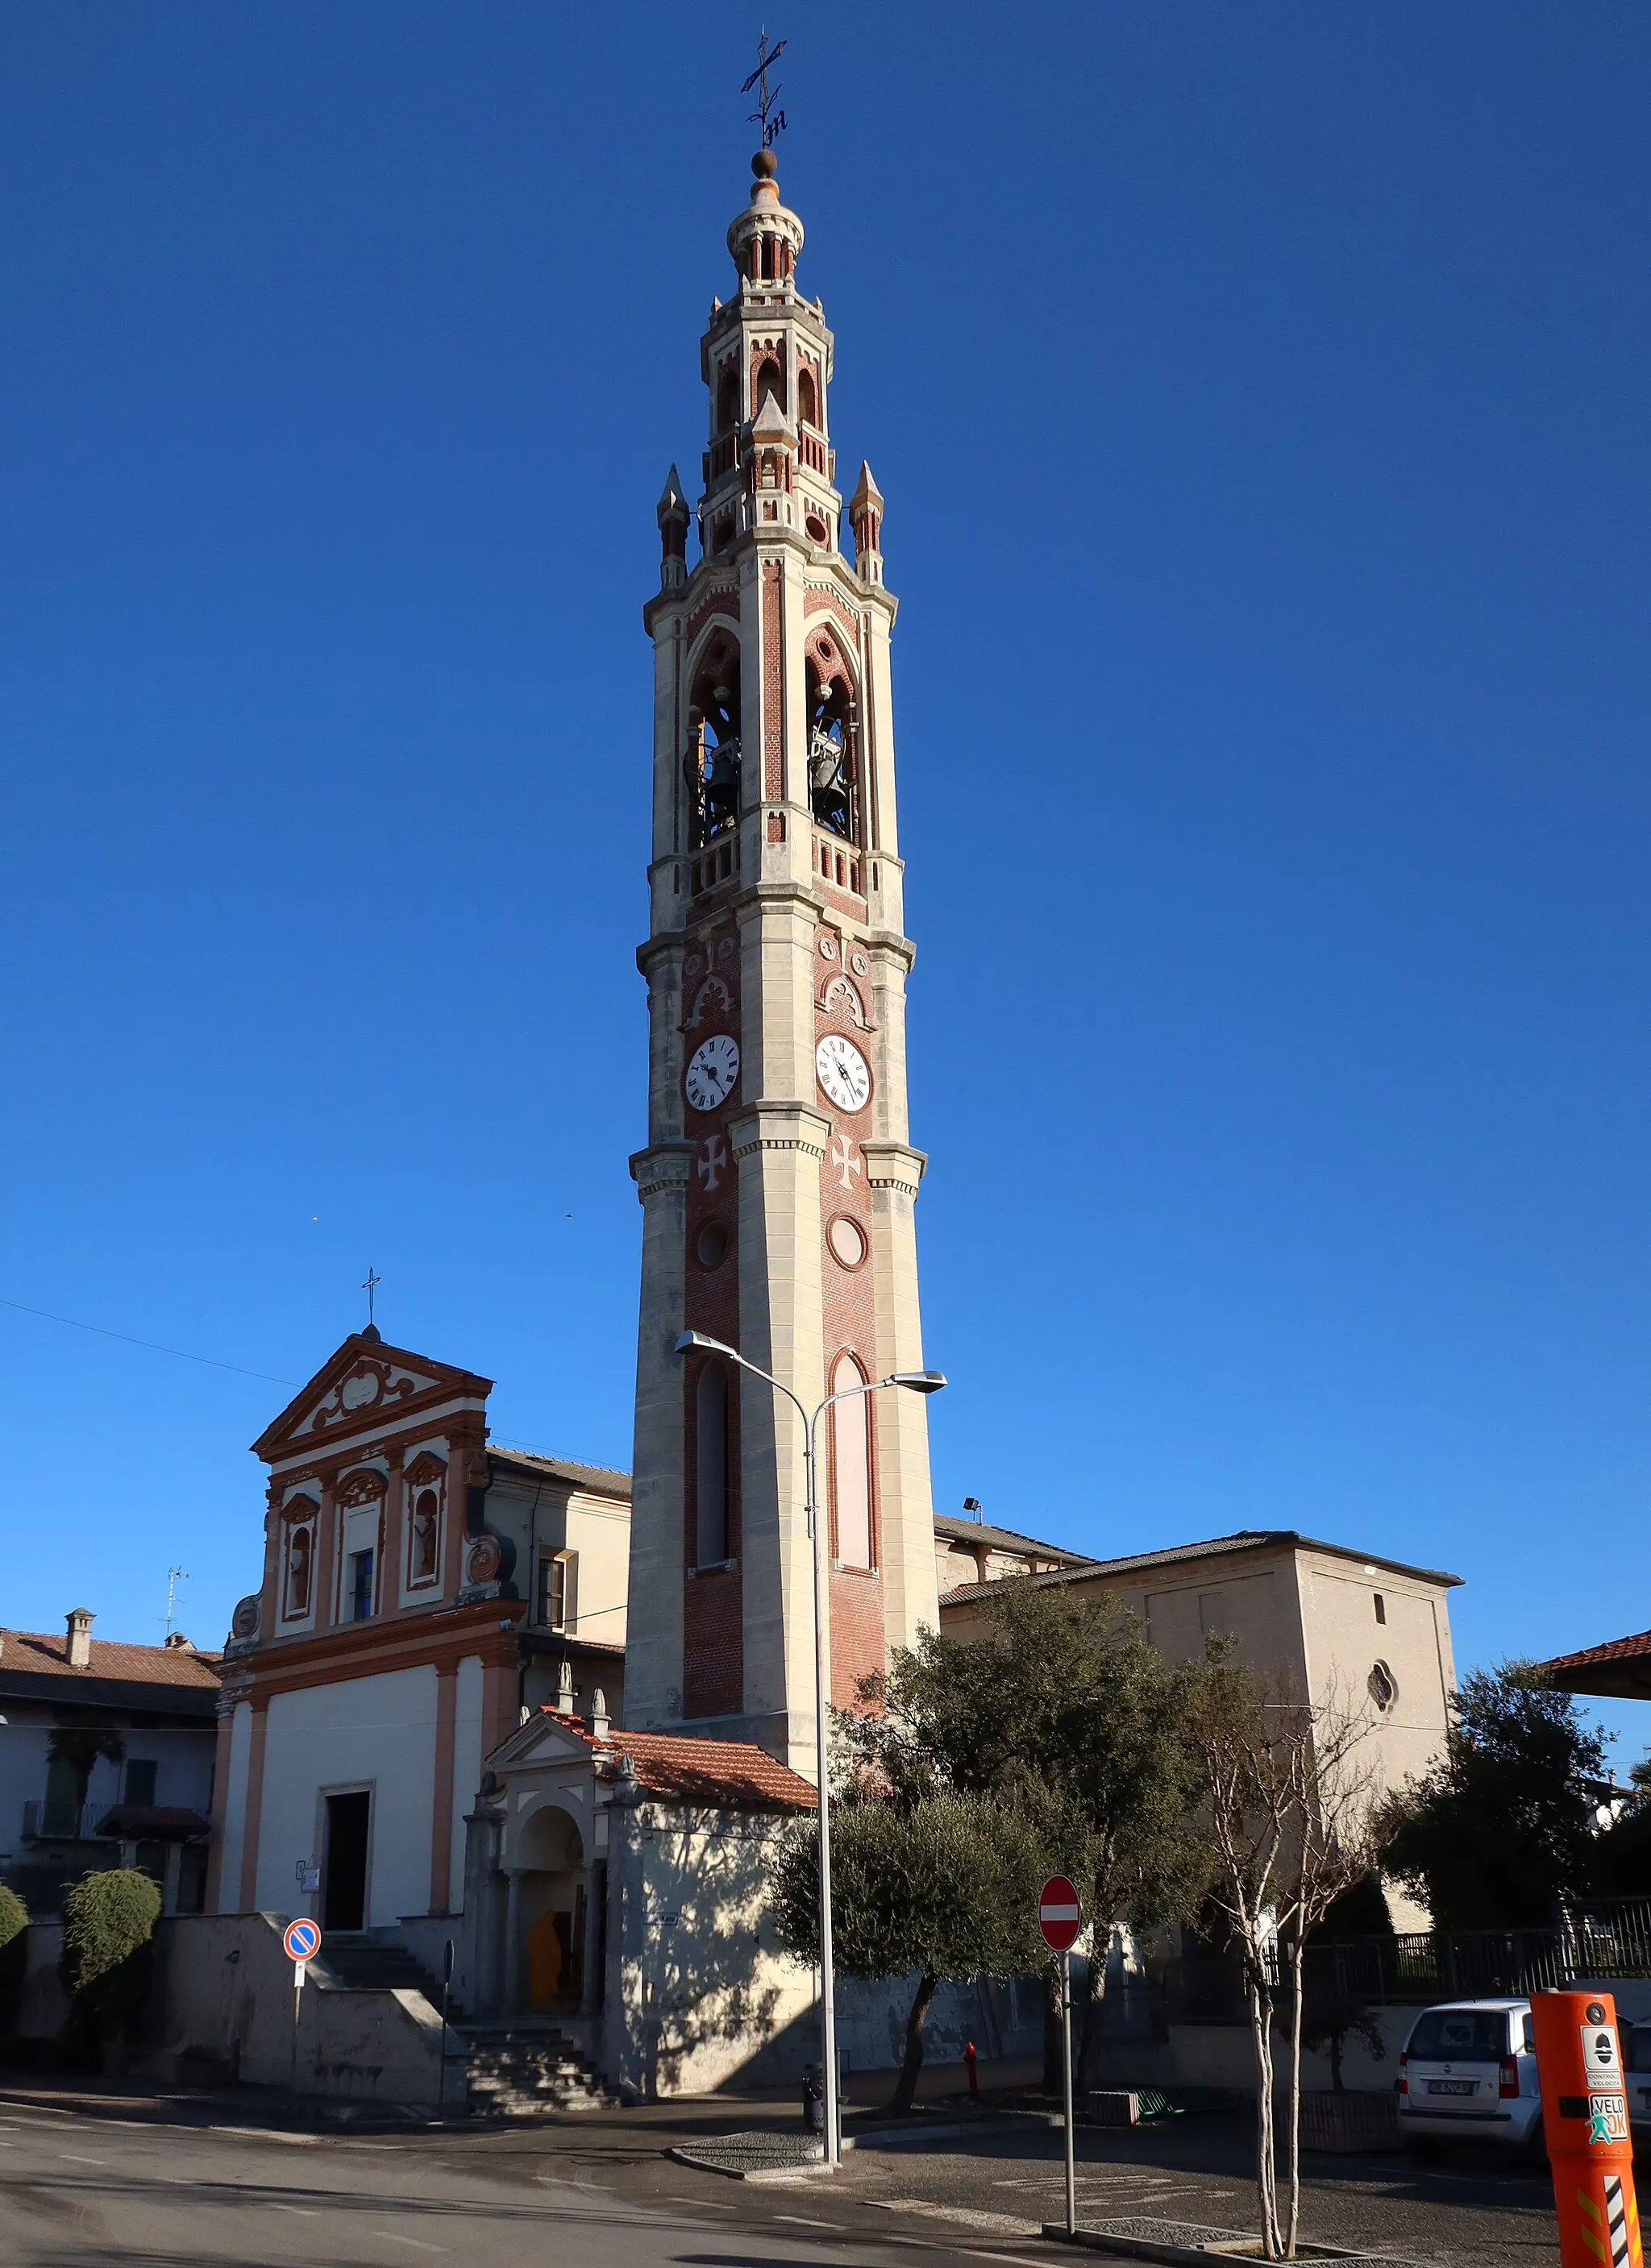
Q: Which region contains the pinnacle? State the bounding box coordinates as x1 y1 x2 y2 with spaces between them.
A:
657 464 688 521
850 461 884 510
751 393 792 440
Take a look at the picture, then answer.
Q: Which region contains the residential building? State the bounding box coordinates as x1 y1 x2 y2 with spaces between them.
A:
0 1611 220 1915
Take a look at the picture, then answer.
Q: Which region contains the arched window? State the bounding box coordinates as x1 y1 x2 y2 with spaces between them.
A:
798 367 818 428
412 1488 440 1581
805 654 858 843
831 1352 872 1568
754 355 784 413
716 360 739 436
696 1362 729 1567
285 1522 313 1618
684 633 742 849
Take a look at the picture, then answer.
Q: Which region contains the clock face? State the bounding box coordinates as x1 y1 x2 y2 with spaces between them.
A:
816 1033 871 1114
684 1033 740 1113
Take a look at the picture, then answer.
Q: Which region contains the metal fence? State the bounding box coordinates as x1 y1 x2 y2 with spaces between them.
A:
1134 1897 1651 2030
20 1799 114 1842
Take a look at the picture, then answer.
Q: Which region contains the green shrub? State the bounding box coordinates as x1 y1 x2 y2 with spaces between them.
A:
0 1884 27 2037
0 1885 27 1954
60 1870 161 2053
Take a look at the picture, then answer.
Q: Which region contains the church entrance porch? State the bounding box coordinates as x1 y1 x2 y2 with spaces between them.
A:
513 1802 587 2013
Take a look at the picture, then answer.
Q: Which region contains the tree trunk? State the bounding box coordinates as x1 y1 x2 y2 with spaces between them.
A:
1077 1934 1109 2091
888 1969 938 2115
1042 1965 1063 2095
1248 1971 1282 2261
1284 1942 1305 2258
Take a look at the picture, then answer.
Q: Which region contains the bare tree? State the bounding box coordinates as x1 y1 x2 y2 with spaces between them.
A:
1189 1655 1387 2262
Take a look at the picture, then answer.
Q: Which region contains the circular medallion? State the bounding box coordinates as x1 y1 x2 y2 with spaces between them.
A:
851 951 868 976
818 933 838 959
467 1535 502 1585
827 1216 867 1270
696 1219 730 1269
340 1368 381 1412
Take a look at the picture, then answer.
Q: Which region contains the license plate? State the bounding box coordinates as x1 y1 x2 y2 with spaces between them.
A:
1428 2079 1477 2096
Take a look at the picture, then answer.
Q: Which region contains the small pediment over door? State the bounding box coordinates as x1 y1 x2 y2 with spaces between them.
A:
489 1709 602 1775
252 1334 494 1462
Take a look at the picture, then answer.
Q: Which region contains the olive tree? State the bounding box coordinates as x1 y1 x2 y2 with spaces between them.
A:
771 1793 1050 2111
838 1579 1208 2083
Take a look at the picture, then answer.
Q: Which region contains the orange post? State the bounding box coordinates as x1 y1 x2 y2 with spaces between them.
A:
1531 1989 1643 2268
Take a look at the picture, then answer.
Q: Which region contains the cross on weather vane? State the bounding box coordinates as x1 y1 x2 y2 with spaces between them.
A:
742 28 788 151
362 1267 381 1330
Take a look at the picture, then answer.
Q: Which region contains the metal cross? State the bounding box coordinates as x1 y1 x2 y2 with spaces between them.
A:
362 1267 381 1328
741 27 788 150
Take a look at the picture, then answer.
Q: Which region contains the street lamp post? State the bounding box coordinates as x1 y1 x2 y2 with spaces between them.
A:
675 1327 944 2166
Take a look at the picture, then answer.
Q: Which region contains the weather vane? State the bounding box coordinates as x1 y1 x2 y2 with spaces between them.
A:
362 1266 381 1330
741 27 788 150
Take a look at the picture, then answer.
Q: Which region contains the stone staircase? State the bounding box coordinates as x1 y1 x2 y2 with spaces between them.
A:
314 1934 445 2011
457 2020 616 2116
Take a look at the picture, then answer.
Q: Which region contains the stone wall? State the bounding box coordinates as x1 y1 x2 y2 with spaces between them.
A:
9 1911 446 2104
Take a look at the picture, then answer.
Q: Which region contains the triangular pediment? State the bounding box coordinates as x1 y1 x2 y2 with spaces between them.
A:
252 1334 494 1463
489 1709 601 1772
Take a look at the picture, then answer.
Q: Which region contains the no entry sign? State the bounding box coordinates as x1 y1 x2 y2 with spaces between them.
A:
1038 1875 1082 1954
283 1917 322 1963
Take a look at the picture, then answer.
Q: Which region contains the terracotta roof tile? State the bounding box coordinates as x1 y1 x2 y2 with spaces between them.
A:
489 1448 633 1498
534 1709 816 1809
1543 1630 1651 1672
0 1630 223 1693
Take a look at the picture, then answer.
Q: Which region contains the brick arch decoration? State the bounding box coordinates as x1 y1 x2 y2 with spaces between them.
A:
818 970 869 1028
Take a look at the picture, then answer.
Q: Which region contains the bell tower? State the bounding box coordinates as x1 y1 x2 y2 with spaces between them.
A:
626 151 938 1774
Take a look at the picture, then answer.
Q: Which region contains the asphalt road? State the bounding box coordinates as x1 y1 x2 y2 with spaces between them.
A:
0 2096 1075 2268
0 2085 1568 2268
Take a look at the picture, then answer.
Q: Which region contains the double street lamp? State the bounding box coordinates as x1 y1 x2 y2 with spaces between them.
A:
674 1327 946 2165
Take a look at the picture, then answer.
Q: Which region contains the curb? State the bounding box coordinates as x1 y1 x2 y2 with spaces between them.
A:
1039 2226 1426 2266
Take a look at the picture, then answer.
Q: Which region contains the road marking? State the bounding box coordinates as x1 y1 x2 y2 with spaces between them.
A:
58 2152 106 2165
206 2125 318 2145
772 2212 841 2228
371 2234 449 2254
268 2202 318 2216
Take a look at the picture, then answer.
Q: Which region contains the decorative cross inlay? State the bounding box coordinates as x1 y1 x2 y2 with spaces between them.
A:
830 1132 861 1192
697 1133 729 1191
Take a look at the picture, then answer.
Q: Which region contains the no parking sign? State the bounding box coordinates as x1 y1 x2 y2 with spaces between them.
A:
283 1917 322 1964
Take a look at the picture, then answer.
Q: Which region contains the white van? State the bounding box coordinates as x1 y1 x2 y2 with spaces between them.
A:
1397 1999 1542 2157
1627 2021 1651 2141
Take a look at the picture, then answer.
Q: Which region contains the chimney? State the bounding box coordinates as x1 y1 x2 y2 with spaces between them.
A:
65 1608 94 1669
164 1632 193 1651
588 1687 609 1740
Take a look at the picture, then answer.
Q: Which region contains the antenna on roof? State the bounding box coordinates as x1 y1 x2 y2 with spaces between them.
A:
164 1565 189 1639
963 1497 983 1524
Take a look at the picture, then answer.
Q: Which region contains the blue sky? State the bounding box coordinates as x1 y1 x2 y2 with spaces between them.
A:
3 5 1648 1764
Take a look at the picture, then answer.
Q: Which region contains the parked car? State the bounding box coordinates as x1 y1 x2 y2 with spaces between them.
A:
1626 2021 1651 2144
1398 1998 1542 2158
